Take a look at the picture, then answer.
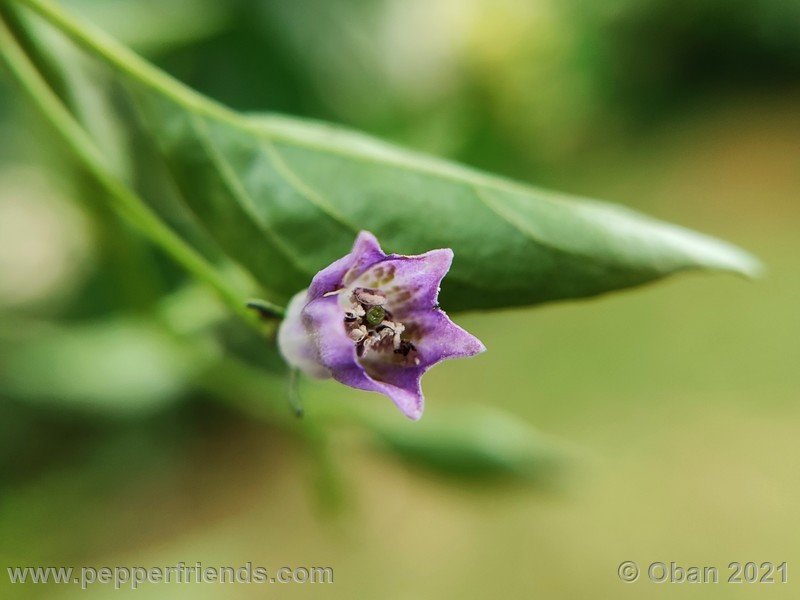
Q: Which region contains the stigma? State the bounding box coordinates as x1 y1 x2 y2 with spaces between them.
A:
343 287 418 363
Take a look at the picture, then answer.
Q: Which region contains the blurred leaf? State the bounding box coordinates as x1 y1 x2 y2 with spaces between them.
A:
0 3 241 323
0 317 215 414
7 0 759 313
63 0 234 54
367 405 562 481
0 14 271 327
0 2 127 171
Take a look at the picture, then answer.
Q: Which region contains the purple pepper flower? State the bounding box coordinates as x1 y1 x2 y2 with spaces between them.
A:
278 231 486 420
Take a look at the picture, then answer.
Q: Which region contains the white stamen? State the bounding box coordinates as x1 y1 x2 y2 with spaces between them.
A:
349 325 367 342
354 288 387 306
342 288 415 361
387 321 405 349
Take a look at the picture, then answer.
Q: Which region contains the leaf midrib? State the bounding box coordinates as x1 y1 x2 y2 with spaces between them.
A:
21 0 754 281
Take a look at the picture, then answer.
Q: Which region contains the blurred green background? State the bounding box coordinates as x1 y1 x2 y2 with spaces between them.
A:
1 0 798 598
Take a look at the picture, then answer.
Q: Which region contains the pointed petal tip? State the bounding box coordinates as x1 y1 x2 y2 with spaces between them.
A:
405 408 424 421
353 230 383 253
448 317 487 358
461 337 487 359
382 383 424 421
428 246 454 260
426 247 454 273
399 397 424 421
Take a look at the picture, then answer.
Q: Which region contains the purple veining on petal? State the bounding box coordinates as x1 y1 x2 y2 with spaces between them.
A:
303 294 426 419
307 231 385 300
276 231 485 420
401 309 487 368
347 248 453 318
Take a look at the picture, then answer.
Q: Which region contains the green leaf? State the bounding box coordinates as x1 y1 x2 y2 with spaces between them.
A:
366 404 562 481
8 0 760 312
0 317 214 414
128 94 763 312
0 12 279 327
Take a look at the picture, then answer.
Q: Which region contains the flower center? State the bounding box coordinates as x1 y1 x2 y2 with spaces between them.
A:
343 287 418 363
364 305 385 326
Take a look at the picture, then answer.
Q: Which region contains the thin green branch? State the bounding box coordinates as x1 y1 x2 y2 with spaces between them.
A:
15 0 238 123
0 16 283 327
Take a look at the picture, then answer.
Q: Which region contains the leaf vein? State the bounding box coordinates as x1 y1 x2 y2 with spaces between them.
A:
190 114 313 279
261 140 362 237
469 184 604 267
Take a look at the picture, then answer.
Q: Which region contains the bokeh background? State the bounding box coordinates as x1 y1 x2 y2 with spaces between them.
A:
1 0 799 598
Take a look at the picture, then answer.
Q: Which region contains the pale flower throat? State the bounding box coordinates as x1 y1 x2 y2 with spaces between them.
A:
342 287 418 363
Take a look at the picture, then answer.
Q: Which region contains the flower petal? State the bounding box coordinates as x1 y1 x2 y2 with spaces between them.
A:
303 294 425 420
359 362 425 420
403 308 487 369
277 231 484 421
349 248 454 317
308 231 385 300
277 290 329 379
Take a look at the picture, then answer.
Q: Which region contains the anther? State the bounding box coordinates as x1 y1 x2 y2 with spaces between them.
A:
354 287 387 306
